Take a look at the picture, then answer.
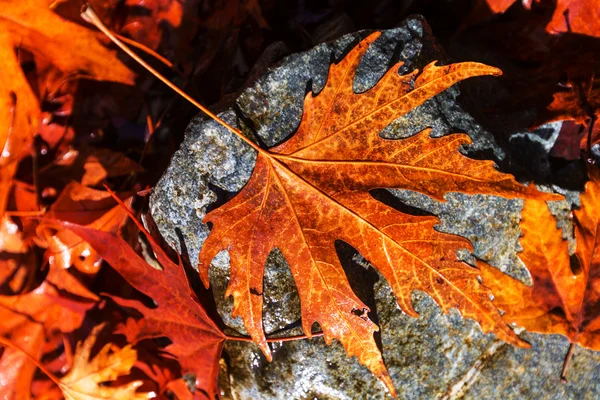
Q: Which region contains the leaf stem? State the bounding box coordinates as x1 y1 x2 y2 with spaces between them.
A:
587 114 597 163
114 33 174 69
560 342 576 383
80 4 266 156
0 336 61 386
225 331 324 343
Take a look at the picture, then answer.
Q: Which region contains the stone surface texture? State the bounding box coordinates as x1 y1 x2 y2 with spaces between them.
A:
150 16 599 400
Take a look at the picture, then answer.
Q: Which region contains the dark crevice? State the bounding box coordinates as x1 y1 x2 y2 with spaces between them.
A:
231 102 269 149
370 188 435 217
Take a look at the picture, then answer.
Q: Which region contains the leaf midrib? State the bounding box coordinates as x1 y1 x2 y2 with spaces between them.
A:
269 156 499 333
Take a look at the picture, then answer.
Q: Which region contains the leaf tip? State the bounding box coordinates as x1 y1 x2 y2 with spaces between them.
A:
381 374 397 398
490 67 503 76
260 343 273 362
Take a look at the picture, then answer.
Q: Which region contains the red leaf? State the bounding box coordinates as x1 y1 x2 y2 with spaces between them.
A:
51 209 226 398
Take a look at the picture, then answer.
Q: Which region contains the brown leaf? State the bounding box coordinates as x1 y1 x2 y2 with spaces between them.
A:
201 0 269 31
0 279 97 335
58 324 149 400
53 204 226 398
197 32 559 395
0 216 28 254
80 147 143 187
120 0 184 50
164 378 193 400
545 0 600 38
480 166 600 375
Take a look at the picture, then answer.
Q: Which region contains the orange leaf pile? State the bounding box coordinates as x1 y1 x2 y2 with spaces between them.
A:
198 31 558 395
0 271 97 399
480 166 600 370
0 0 135 219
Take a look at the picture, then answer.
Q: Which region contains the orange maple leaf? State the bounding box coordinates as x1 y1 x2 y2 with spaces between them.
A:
480 166 600 380
197 32 558 395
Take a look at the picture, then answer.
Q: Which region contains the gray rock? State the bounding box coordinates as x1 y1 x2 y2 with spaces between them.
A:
150 16 598 400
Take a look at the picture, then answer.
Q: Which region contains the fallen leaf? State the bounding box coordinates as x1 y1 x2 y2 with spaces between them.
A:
53 0 185 52
480 166 600 378
0 31 39 219
58 323 149 400
540 74 600 153
80 147 143 187
0 320 44 400
0 279 97 335
197 32 558 395
121 0 184 50
37 182 131 275
545 0 600 37
0 216 27 253
202 0 269 30
0 0 135 84
53 201 226 398
164 378 193 400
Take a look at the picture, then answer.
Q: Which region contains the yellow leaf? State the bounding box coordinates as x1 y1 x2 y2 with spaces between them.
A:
59 324 150 400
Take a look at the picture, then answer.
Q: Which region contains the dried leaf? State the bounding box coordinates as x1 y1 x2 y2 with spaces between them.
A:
121 0 184 49
0 216 27 253
0 0 135 84
54 205 226 398
58 324 149 400
0 320 44 400
202 0 268 31
80 147 143 187
0 279 97 335
540 75 600 153
197 32 558 395
37 183 131 275
0 31 39 218
480 166 600 373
